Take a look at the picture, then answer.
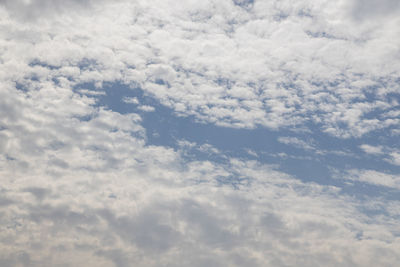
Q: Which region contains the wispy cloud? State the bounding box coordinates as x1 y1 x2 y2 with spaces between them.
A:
277 136 316 151
360 144 384 155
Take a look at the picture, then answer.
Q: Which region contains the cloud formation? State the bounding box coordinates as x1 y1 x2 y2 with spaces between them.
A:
0 0 399 266
1 0 398 137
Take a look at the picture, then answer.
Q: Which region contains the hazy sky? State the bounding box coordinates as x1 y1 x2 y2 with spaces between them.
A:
0 0 399 266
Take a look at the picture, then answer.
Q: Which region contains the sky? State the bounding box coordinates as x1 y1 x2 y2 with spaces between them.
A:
0 0 399 266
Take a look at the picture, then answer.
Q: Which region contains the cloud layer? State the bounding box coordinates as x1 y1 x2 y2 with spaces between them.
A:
0 0 399 266
1 0 399 137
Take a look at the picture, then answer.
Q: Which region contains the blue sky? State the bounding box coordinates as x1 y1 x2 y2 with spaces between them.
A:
89 82 400 197
1 0 400 266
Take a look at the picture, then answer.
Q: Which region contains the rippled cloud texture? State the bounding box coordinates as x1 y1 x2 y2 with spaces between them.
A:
0 0 399 266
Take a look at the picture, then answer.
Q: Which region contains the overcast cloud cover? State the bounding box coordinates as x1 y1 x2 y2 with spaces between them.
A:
0 0 399 266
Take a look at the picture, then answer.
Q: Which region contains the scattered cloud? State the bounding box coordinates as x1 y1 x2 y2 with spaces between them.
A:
347 169 400 189
138 105 155 112
0 0 399 266
122 97 139 105
360 144 384 155
360 144 400 166
277 136 316 151
388 152 400 166
0 0 398 138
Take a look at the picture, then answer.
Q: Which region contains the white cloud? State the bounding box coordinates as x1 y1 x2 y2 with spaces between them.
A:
347 170 400 189
277 136 316 151
360 144 384 155
0 1 400 266
122 97 139 105
0 0 117 21
360 145 400 166
1 71 399 265
245 149 258 157
138 105 155 112
0 0 398 138
388 152 400 166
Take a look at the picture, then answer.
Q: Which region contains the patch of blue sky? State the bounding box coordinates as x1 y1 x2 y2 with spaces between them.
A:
74 82 400 200
232 0 254 8
28 59 61 70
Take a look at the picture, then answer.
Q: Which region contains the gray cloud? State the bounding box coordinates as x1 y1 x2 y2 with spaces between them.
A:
0 252 31 267
23 187 51 201
351 0 400 20
95 249 131 267
0 196 14 207
0 0 119 21
98 207 181 253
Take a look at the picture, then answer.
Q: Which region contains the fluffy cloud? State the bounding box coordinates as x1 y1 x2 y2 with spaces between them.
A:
1 115 400 267
360 144 400 166
1 0 399 138
347 169 400 189
1 56 399 266
1 0 400 266
360 144 384 155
